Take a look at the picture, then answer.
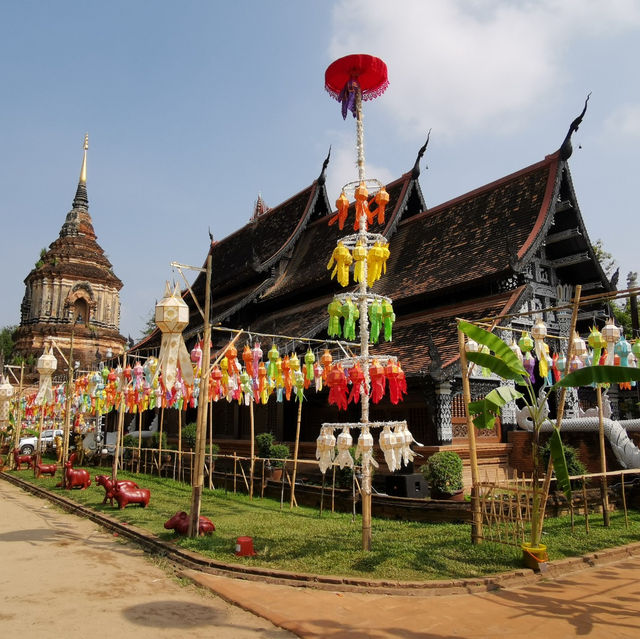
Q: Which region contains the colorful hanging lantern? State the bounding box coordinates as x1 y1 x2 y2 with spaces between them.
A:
329 190 350 229
335 426 354 468
602 319 621 366
532 319 547 365
368 299 383 344
373 187 389 225
155 282 194 388
518 331 534 354
0 375 14 430
588 326 606 365
341 297 359 341
327 242 353 287
615 335 632 367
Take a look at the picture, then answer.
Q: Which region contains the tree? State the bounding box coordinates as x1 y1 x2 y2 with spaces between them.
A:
0 325 16 362
138 308 157 340
592 239 617 280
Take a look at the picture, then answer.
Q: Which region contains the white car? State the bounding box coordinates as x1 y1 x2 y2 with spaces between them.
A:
18 429 64 455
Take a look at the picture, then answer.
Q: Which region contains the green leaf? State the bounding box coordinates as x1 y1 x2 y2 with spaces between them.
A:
554 365 640 389
458 321 527 376
466 351 528 382
549 428 572 501
467 385 523 429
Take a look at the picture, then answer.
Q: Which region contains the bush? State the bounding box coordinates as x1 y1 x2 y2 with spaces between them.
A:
182 422 198 449
421 451 463 497
540 440 587 479
269 443 290 468
149 432 168 450
255 432 275 459
206 443 220 459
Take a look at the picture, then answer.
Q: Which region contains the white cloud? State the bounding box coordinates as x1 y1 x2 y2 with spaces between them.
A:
604 103 640 138
329 0 640 140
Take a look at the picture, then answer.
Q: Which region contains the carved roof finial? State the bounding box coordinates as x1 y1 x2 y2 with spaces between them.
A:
79 133 88 184
559 94 590 160
72 133 89 210
252 194 270 220
317 146 331 185
412 130 431 178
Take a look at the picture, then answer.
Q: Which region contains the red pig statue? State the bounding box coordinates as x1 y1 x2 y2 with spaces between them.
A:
95 475 140 506
113 482 150 509
164 511 215 536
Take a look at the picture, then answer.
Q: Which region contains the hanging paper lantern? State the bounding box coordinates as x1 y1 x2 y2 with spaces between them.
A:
518 331 534 354
320 349 333 381
327 298 343 338
341 298 359 341
347 363 366 404
252 342 263 376
352 239 366 283
327 242 352 287
379 423 398 471
326 364 348 410
155 282 194 389
572 332 587 362
354 182 370 231
356 427 378 469
242 345 253 377
316 426 336 473
329 190 350 229
368 299 383 344
0 375 14 429
369 359 386 403
35 344 58 406
373 186 389 225
615 335 632 367
602 319 621 366
523 351 536 383
335 426 354 468
367 241 390 287
588 326 606 365
532 319 547 367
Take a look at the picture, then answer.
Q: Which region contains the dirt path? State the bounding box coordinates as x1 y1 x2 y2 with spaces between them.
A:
0 480 294 639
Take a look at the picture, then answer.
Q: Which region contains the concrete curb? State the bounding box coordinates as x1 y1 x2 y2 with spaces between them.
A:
3 470 640 596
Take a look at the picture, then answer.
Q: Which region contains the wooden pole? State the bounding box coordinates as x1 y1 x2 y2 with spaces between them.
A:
9 363 25 469
158 407 164 476
61 327 76 488
178 409 182 481
457 325 483 543
289 398 303 509
188 252 212 537
596 385 610 526
249 397 255 499
112 353 127 482
136 410 142 474
208 398 213 490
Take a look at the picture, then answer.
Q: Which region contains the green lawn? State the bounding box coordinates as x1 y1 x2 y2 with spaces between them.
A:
10 469 640 582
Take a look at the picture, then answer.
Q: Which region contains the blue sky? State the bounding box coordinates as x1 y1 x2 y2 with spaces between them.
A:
1 0 639 339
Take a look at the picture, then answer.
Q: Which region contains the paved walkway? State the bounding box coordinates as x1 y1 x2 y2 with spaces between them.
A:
186 559 640 638
2 477 640 638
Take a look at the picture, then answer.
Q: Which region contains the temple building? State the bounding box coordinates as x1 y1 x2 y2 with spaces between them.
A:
13 137 126 371
132 111 615 476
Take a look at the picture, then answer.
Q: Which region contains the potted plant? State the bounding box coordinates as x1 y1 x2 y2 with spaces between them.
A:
421 451 464 500
269 443 290 482
459 320 640 567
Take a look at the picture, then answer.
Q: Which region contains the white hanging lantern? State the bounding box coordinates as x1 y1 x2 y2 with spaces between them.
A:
156 282 194 388
335 427 354 469
379 424 397 471
35 344 58 405
0 375 14 427
571 331 587 362
315 426 336 474
602 319 621 366
356 426 378 470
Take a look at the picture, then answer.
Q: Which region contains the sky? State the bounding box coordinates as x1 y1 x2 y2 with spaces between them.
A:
1 0 639 340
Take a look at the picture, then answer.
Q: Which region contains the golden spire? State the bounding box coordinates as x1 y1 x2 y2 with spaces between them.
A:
79 133 89 184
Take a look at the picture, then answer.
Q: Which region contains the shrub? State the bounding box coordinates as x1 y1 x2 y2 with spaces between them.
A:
421 451 463 496
540 440 587 480
182 422 198 449
206 443 220 459
149 432 168 450
255 432 275 459
269 443 290 468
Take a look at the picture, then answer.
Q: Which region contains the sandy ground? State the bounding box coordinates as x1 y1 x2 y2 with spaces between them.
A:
0 480 294 639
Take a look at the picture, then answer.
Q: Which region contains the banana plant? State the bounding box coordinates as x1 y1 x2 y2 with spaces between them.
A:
458 320 640 549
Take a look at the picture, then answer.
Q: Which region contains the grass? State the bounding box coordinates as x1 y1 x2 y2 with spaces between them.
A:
9 468 640 582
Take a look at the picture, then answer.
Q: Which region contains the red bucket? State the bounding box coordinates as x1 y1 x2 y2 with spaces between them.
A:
235 536 256 556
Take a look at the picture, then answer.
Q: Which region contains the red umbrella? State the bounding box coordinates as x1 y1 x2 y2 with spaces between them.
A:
325 54 389 119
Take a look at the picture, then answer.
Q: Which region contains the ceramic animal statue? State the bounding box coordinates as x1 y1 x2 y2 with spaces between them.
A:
164 511 215 536
13 449 34 470
112 482 150 509
95 475 140 506
35 461 57 478
63 461 91 490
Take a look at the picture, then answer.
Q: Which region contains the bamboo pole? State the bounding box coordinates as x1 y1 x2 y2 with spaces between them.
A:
208 399 213 490
136 410 142 474
158 407 164 477
596 385 610 526
9 363 25 469
188 253 212 537
289 398 303 509
61 327 77 488
233 452 237 493
621 473 629 528
582 476 590 534
331 465 336 513
178 409 182 482
457 325 483 544
249 397 255 499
